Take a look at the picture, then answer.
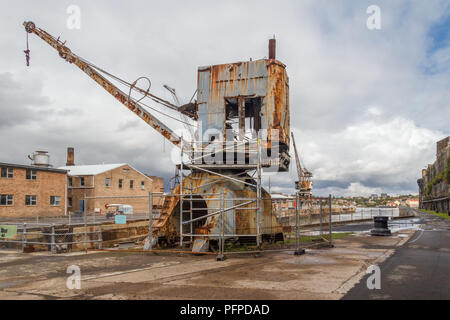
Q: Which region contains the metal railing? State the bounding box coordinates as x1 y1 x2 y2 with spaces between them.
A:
0 221 102 253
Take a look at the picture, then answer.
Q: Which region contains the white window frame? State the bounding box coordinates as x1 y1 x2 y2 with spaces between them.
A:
105 178 110 187
50 196 61 206
0 194 13 206
1 167 13 179
26 169 37 180
141 181 145 190
25 195 37 206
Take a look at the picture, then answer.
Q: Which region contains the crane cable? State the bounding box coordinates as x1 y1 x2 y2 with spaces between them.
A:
76 56 196 127
24 32 30 66
24 27 195 128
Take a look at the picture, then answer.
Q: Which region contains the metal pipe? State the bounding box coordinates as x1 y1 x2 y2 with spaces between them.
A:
179 138 184 247
269 37 276 60
84 193 87 252
149 191 153 245
256 138 262 249
329 194 333 247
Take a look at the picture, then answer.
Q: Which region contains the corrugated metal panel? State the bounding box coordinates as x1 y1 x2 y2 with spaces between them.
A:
197 58 290 148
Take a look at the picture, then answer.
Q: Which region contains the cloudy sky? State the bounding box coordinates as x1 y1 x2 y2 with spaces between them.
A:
0 0 449 197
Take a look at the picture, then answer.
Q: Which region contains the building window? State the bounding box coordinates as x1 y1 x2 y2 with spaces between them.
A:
26 169 37 180
1 167 13 179
68 197 72 207
119 179 123 189
0 195 13 206
50 196 61 206
25 195 37 206
105 178 110 187
130 180 134 189
68 177 73 187
141 181 145 190
80 177 85 186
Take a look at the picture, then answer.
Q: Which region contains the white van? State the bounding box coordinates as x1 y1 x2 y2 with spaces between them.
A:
105 204 134 217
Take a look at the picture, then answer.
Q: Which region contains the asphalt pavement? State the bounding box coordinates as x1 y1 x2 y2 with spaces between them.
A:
343 210 450 299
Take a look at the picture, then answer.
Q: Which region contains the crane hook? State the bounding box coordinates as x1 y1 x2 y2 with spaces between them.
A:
23 21 35 67
24 32 30 66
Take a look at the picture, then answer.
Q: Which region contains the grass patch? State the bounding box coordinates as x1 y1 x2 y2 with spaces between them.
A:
224 232 353 252
421 209 450 220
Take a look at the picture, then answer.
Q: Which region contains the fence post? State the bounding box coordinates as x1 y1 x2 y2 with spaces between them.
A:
84 194 87 253
319 200 323 238
309 201 312 225
329 194 334 248
22 223 27 252
216 192 226 261
179 137 183 248
148 192 153 246
50 223 56 254
98 223 102 249
294 194 305 255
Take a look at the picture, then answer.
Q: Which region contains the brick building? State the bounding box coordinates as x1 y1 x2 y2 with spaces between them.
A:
0 162 67 218
271 194 295 217
146 175 165 209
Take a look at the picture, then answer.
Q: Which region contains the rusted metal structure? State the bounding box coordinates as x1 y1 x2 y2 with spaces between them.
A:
196 58 290 170
23 21 291 255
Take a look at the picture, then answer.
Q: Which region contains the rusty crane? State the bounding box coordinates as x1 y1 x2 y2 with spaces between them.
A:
291 132 313 199
23 21 291 254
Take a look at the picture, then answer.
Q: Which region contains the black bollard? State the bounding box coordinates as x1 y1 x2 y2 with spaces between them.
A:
370 216 391 236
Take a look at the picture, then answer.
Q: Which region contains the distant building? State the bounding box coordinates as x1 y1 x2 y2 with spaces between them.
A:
417 136 449 213
271 194 295 217
146 175 165 209
406 198 419 209
380 193 388 199
370 194 378 200
0 162 67 218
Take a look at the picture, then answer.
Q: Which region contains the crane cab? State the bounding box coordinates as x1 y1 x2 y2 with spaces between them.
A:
195 57 291 171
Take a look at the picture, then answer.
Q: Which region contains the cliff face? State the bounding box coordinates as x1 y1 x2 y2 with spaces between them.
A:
418 137 450 213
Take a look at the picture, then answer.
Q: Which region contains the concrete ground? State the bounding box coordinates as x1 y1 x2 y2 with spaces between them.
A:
0 227 414 300
344 210 450 300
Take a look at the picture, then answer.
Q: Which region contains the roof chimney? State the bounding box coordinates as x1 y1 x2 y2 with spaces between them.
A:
66 147 74 166
269 36 276 60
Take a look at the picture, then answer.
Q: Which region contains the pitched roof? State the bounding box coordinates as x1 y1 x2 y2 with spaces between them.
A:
57 163 127 176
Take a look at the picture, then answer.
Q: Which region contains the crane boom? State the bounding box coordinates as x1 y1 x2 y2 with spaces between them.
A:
291 132 312 197
291 132 303 181
23 21 189 150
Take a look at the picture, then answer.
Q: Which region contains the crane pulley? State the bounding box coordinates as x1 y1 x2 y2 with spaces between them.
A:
23 21 194 152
